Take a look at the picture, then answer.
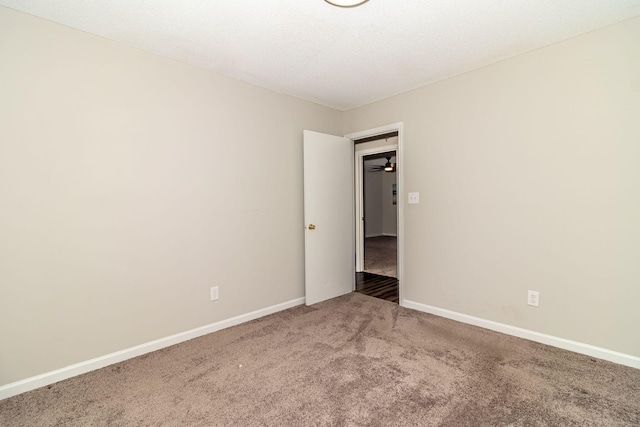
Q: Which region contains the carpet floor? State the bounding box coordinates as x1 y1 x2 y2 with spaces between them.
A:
364 236 396 278
2 293 639 426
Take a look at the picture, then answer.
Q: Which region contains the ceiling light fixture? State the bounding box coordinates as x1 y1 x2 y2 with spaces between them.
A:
383 156 395 172
325 0 369 7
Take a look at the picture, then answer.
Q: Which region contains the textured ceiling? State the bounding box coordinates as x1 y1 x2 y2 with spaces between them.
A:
3 0 640 110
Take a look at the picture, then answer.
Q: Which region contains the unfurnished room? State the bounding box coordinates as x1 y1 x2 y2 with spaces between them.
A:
1 1 640 425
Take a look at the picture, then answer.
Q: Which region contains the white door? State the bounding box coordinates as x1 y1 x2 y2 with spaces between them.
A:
303 130 354 306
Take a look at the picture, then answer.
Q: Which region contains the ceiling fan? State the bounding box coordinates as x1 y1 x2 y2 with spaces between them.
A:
368 157 396 173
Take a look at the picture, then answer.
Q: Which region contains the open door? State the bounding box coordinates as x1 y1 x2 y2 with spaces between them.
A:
303 130 354 306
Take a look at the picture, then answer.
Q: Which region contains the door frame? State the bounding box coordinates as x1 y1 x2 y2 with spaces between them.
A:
346 122 404 305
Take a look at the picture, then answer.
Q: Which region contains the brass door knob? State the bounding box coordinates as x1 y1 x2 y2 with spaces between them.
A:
308 224 316 230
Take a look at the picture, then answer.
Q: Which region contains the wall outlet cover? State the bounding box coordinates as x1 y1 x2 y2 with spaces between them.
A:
527 290 539 307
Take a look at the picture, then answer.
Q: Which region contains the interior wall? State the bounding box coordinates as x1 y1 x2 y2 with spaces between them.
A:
0 6 342 386
363 159 397 237
343 16 640 358
382 171 397 236
363 170 383 237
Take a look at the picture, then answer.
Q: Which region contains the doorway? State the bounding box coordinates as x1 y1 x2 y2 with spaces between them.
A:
356 150 398 303
301 123 404 306
349 124 403 304
361 151 397 277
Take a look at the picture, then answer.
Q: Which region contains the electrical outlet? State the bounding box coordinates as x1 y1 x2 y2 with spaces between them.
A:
210 286 219 301
527 290 539 307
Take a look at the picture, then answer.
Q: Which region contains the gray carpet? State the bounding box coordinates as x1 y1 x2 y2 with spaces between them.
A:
2 293 639 426
364 236 397 278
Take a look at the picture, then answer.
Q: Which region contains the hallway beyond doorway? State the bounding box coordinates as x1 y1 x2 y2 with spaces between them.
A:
364 236 397 278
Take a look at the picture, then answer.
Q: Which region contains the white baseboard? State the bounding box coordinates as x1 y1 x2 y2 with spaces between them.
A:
382 233 397 237
0 297 305 401
402 299 640 370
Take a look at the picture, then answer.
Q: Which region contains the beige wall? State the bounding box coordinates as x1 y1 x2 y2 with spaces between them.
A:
0 6 341 386
344 16 640 357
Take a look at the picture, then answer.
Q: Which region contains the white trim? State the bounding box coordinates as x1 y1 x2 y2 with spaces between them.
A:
346 123 403 141
346 122 404 304
403 299 640 370
0 297 305 401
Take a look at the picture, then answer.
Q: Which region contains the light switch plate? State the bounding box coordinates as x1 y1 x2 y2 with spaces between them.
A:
408 192 420 204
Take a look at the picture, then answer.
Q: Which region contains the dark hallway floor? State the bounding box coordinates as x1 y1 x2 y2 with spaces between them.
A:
355 272 398 303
